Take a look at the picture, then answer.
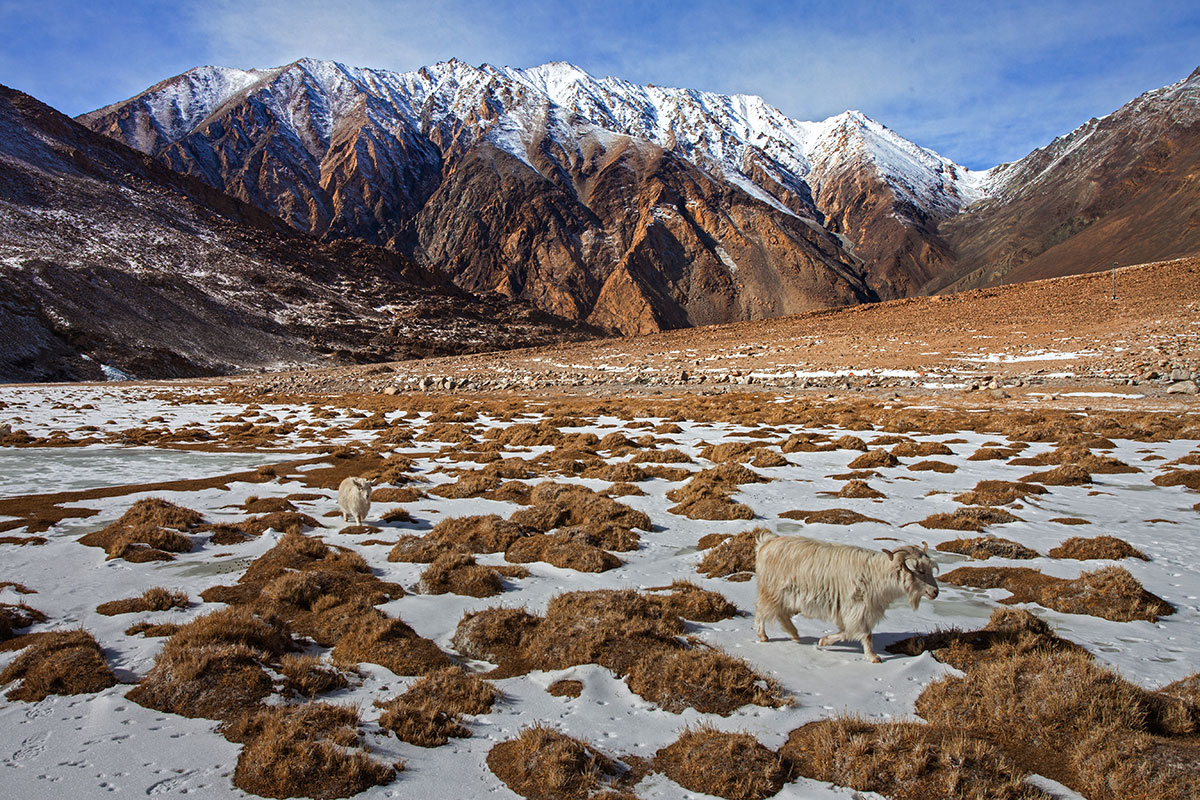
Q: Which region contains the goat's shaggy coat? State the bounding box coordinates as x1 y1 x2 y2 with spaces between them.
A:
754 531 938 662
337 477 373 525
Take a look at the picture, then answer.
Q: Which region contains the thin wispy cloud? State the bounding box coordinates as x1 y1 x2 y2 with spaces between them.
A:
2 0 1197 168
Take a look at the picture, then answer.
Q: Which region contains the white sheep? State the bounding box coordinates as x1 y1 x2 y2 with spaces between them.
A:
336 477 373 525
753 531 939 663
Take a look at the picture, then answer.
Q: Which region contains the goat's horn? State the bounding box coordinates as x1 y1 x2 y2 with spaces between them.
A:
881 548 894 558
922 541 929 554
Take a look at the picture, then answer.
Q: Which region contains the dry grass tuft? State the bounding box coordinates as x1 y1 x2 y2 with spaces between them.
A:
700 441 768 462
969 446 1023 461
654 725 785 800
780 508 887 525
626 645 789 715
512 483 651 539
279 653 351 698
1152 469 1200 490
954 480 1048 506
242 496 296 514
696 529 763 579
0 602 46 640
847 449 899 469
916 649 1200 798
79 498 203 562
665 465 767 520
936 537 1039 560
633 447 692 464
371 486 424 503
487 724 630 800
891 441 954 457
907 459 958 473
403 665 498 716
378 698 470 747
1048 535 1148 561
223 703 396 799
833 479 885 499
418 552 513 596
887 607 1087 670
749 450 789 468
644 580 738 622
781 718 1049 800
0 629 117 701
96 586 189 616
331 615 452 677
918 506 1022 532
1020 465 1092 485
505 533 622 573
124 621 180 638
548 679 583 698
426 514 527 553
387 534 462 563
601 481 646 497
942 565 1174 622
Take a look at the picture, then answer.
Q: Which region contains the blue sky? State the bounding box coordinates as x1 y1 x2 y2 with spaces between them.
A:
2 0 1198 169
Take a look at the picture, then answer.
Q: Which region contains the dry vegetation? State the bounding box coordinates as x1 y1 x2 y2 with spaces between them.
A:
96 586 189 615
0 602 46 640
452 588 786 714
78 497 203 562
941 565 1174 622
918 506 1022 532
781 718 1050 800
696 528 763 580
0 629 117 701
487 724 636 800
936 537 1039 560
887 607 1089 670
654 725 786 800
1048 535 1148 560
376 666 497 747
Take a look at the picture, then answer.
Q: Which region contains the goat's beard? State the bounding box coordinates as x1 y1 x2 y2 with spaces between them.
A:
909 594 922 611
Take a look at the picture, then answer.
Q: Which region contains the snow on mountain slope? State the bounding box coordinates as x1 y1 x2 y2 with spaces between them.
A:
81 58 988 222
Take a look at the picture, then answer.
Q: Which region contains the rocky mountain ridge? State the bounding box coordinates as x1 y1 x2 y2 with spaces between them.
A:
0 84 594 382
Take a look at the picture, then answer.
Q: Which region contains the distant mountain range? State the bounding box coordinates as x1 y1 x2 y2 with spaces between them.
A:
1 59 1197 380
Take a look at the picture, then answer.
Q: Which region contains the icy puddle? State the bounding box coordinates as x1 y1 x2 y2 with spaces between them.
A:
0 446 300 497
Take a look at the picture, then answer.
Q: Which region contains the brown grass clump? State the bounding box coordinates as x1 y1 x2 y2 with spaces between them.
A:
968 446 1023 460
0 629 117 701
78 497 203 562
430 472 500 498
834 479 885 499
954 480 1048 506
937 537 1039 560
387 534 462 563
242 496 296 513
847 449 899 469
654 726 785 800
1020 465 1092 485
223 703 396 799
1152 469 1200 490
644 581 738 622
371 486 424 503
633 447 692 464
331 615 452 677
918 506 1022 532
666 464 766 520
908 459 958 473
506 533 622 572
548 679 583 698
638 465 691 481
780 508 887 525
418 552 514 596
487 724 630 800
626 645 789 715
1048 535 1148 560
451 606 541 667
696 529 762 579
124 621 180 637
601 481 645 497
279 653 351 698
781 718 1049 800
1050 516 1091 525
96 586 190 616
887 607 1087 670
378 698 470 747
942 565 1174 622
427 514 527 553
750 450 788 468
403 665 499 716
891 441 954 457
126 606 293 719
0 602 46 640
916 649 1200 798
700 441 768 462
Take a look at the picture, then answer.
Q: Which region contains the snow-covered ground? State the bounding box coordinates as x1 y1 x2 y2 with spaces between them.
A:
1 384 1197 799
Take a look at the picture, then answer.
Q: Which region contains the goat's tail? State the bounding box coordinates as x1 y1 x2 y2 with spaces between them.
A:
755 529 780 549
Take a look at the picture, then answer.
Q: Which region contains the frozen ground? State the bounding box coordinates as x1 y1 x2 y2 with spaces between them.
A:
1 383 1197 799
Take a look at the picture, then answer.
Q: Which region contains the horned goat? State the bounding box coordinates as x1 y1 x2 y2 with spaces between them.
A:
753 531 939 663
337 477 373 525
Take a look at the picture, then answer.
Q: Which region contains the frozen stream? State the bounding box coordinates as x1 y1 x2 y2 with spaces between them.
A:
0 446 300 498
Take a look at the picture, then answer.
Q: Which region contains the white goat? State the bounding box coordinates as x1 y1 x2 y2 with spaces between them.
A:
753 531 939 663
337 477 373 525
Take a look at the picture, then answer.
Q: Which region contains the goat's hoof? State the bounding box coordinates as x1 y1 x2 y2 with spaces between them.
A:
818 636 834 647
867 654 882 664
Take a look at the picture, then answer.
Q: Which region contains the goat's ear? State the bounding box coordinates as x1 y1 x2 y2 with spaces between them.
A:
881 548 894 559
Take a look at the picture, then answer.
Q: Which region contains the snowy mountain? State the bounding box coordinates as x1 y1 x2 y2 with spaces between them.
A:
78 59 1200 333
0 84 593 382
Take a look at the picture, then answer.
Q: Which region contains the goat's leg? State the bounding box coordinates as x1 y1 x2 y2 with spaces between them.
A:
860 633 882 664
754 603 769 642
817 631 844 647
779 615 801 642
